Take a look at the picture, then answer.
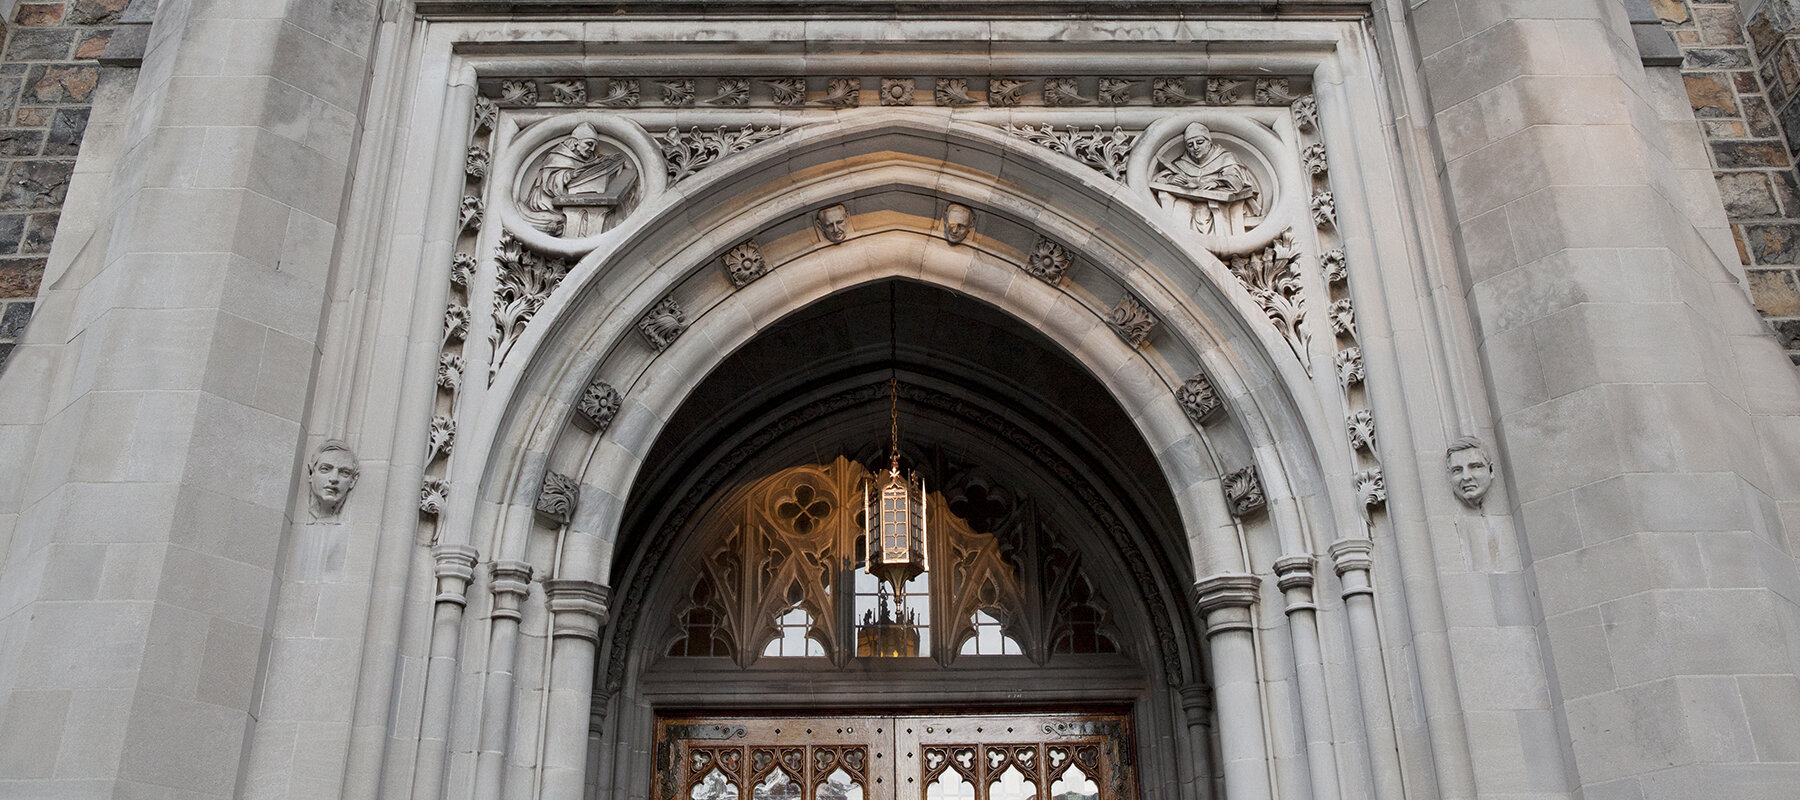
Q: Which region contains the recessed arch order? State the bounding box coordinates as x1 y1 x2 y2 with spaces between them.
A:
460 111 1346 593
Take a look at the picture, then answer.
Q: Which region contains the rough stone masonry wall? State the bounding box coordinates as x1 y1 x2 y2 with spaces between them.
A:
0 0 116 368
1657 0 1800 364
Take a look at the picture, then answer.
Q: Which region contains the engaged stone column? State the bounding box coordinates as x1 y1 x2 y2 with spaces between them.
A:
412 545 480 800
1192 574 1271 800
542 579 610 799
474 561 534 800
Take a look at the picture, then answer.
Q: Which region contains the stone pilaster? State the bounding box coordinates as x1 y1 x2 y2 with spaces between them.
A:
1408 0 1800 795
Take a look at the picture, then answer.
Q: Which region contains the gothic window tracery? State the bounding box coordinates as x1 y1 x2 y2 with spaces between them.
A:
661 457 1122 668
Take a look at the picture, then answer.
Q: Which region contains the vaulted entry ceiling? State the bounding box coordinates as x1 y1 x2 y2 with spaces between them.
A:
605 279 1200 699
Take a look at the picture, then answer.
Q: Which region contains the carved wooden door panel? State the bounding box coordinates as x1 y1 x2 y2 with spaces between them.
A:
655 712 1133 800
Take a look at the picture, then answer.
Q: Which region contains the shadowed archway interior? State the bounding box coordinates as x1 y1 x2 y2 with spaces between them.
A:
594 280 1212 800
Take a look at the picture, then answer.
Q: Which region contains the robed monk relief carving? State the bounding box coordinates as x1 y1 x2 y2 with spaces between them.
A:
518 122 641 238
1151 122 1264 237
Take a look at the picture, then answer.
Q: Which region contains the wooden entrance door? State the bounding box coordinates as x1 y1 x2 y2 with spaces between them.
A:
654 712 1135 800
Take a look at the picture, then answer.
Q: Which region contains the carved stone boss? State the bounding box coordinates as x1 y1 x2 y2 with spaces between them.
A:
537 471 581 526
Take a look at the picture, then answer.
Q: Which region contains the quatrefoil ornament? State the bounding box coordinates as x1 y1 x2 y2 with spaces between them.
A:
775 484 832 533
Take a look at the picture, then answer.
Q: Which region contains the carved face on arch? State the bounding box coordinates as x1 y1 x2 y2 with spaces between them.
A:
1445 439 1494 508
943 203 973 245
815 205 849 243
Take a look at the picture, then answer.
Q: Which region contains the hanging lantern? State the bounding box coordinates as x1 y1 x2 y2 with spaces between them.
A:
864 379 928 590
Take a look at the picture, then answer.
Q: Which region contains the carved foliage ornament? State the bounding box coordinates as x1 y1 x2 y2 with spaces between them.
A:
1227 233 1311 368
490 235 570 377
537 471 580 525
1311 191 1337 229
596 78 640 107
577 379 623 434
722 240 769 287
1346 409 1376 452
1178 372 1224 425
1025 236 1072 284
1006 124 1140 182
437 352 465 394
1293 95 1319 132
934 78 976 106
1302 143 1328 177
1335 347 1365 388
1322 249 1348 284
421 477 449 516
1329 298 1357 339
1223 465 1266 517
822 77 860 108
1107 294 1156 349
1355 467 1386 516
426 415 456 465
546 78 586 105
638 296 687 351
443 304 470 348
657 125 786 183
880 77 914 106
1152 77 1198 106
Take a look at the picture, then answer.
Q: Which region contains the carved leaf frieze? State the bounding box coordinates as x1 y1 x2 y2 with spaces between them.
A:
1005 124 1140 181
656 125 787 183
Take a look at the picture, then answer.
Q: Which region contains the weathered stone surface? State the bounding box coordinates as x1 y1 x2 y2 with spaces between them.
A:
1685 73 1738 116
1712 139 1791 168
1746 223 1800 263
1747 269 1800 316
0 256 44 295
1716 172 1780 217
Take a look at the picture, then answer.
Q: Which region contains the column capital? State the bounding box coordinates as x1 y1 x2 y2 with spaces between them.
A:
1328 538 1374 575
1272 554 1316 591
544 579 611 640
1192 573 1260 615
432 545 480 606
488 559 535 620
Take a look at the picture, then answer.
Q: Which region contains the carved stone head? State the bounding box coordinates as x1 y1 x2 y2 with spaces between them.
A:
1445 436 1494 509
1182 122 1216 159
308 439 360 516
567 122 601 160
943 203 973 245
815 204 849 243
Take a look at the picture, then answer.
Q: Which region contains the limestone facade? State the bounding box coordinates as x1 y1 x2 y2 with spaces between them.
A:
0 2 1798 800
